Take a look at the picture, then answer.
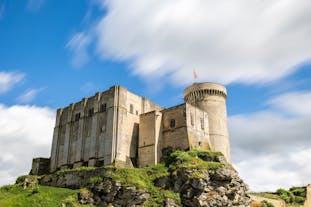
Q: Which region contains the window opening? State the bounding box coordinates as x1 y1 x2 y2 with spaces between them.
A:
170 119 176 128
75 113 80 121
100 103 107 112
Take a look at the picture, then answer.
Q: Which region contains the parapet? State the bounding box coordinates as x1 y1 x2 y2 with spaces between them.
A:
184 82 227 103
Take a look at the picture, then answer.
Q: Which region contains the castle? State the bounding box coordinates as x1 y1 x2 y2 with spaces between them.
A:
31 82 231 175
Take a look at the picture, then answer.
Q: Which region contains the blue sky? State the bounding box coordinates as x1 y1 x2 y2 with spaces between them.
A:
1 0 311 191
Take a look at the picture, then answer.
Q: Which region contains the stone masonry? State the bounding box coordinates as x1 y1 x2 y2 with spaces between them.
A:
31 82 231 173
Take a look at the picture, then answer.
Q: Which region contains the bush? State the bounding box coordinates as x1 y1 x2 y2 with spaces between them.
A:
290 187 307 198
261 200 275 207
276 187 306 205
276 188 292 203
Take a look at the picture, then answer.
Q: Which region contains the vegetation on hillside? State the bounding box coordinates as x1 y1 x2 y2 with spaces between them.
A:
0 150 225 207
0 184 93 207
252 186 307 206
103 150 225 206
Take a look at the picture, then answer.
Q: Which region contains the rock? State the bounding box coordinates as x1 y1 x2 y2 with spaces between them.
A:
164 198 181 207
78 189 94 204
178 168 250 207
154 176 171 189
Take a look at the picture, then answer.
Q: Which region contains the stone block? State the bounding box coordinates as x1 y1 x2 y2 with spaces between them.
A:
30 157 50 175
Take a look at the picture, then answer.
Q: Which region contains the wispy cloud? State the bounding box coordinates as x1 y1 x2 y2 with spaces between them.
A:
17 88 45 103
92 0 311 86
66 32 91 68
0 71 25 95
26 0 46 12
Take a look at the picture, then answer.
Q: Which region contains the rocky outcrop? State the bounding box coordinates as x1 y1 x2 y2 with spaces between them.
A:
85 178 150 207
39 167 108 189
34 150 250 206
74 167 250 207
158 168 249 207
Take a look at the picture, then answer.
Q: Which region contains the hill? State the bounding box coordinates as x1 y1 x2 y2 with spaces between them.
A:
0 150 250 207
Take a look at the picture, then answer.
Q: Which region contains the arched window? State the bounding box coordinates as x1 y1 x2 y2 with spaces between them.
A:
130 104 133 114
170 119 176 128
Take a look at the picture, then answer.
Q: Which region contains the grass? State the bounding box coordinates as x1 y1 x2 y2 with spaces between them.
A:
165 150 224 171
0 184 93 207
0 150 225 207
250 192 282 200
104 163 179 206
56 166 96 175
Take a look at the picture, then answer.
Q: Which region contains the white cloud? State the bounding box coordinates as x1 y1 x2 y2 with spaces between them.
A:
230 91 311 191
17 88 45 103
93 0 311 85
268 91 311 116
0 104 55 186
26 0 46 12
66 32 91 68
0 71 24 95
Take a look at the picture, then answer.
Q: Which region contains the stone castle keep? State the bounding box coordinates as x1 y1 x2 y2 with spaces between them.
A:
31 82 231 174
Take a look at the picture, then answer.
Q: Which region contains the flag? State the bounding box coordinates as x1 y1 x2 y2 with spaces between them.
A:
193 70 198 80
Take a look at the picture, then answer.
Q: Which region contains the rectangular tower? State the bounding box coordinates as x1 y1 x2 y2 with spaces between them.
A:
49 86 163 172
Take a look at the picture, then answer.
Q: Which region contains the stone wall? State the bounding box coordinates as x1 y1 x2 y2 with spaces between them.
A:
50 85 164 171
185 103 210 150
50 87 116 172
30 158 50 175
48 83 231 172
161 104 189 151
138 110 162 167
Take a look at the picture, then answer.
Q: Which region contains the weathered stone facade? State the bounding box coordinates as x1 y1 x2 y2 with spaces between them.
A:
31 82 231 173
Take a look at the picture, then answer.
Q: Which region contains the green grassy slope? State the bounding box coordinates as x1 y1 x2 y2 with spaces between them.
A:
0 150 225 207
0 184 93 207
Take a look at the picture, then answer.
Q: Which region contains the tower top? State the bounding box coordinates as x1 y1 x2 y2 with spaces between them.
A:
184 82 227 103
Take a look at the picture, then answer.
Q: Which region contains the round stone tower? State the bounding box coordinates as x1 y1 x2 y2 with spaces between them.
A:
184 82 231 162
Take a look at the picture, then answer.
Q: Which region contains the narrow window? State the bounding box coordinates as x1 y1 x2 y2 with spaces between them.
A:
88 108 94 116
136 110 138 115
170 119 176 128
200 118 204 130
75 113 80 121
130 104 134 114
100 103 107 112
190 113 194 126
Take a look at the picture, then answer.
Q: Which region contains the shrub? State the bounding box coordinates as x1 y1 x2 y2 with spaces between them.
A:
261 200 275 207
